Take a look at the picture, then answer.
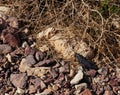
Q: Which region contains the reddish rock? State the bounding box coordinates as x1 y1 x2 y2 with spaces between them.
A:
0 44 12 54
35 51 46 61
10 73 28 88
35 59 55 67
1 32 21 48
24 46 36 56
104 90 115 95
80 89 92 95
30 77 46 90
109 78 119 86
87 69 97 77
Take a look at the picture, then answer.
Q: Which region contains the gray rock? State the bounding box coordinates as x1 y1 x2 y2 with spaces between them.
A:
26 55 36 66
98 67 108 76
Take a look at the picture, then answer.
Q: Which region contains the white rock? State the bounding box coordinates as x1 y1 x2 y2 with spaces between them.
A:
30 42 36 47
6 54 12 62
35 86 52 95
15 87 24 94
74 83 87 94
70 68 83 85
0 6 10 15
22 41 29 48
37 27 54 39
5 93 9 95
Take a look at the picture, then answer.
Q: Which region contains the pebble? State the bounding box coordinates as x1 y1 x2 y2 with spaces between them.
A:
98 67 108 76
116 68 120 78
6 54 12 62
7 17 18 28
87 69 97 77
0 6 10 15
22 41 29 48
10 73 28 88
26 55 36 66
75 83 87 94
19 58 30 72
0 44 12 54
28 85 36 94
70 68 83 85
15 87 25 94
104 90 114 95
80 89 92 95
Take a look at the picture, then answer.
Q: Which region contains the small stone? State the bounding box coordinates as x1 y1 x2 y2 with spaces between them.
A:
104 90 114 95
27 67 50 77
59 67 65 73
7 17 18 28
116 68 120 78
98 67 108 76
22 41 29 48
75 83 87 94
25 46 36 56
26 55 36 66
2 32 21 48
96 86 104 95
28 85 36 94
87 69 97 77
37 27 54 39
109 78 119 86
15 87 25 94
6 54 12 62
80 89 92 95
22 28 29 34
69 69 75 78
52 84 59 91
113 86 118 94
70 68 83 85
35 51 46 61
0 44 12 54
35 59 55 67
19 58 30 72
39 45 49 52
51 69 59 78
104 85 112 91
36 86 52 95
10 73 28 88
40 80 46 90
0 6 10 14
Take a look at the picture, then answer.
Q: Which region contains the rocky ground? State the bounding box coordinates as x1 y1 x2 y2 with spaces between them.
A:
0 0 120 95
0 14 119 95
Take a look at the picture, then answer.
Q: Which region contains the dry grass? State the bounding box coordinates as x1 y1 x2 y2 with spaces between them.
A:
1 0 120 68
